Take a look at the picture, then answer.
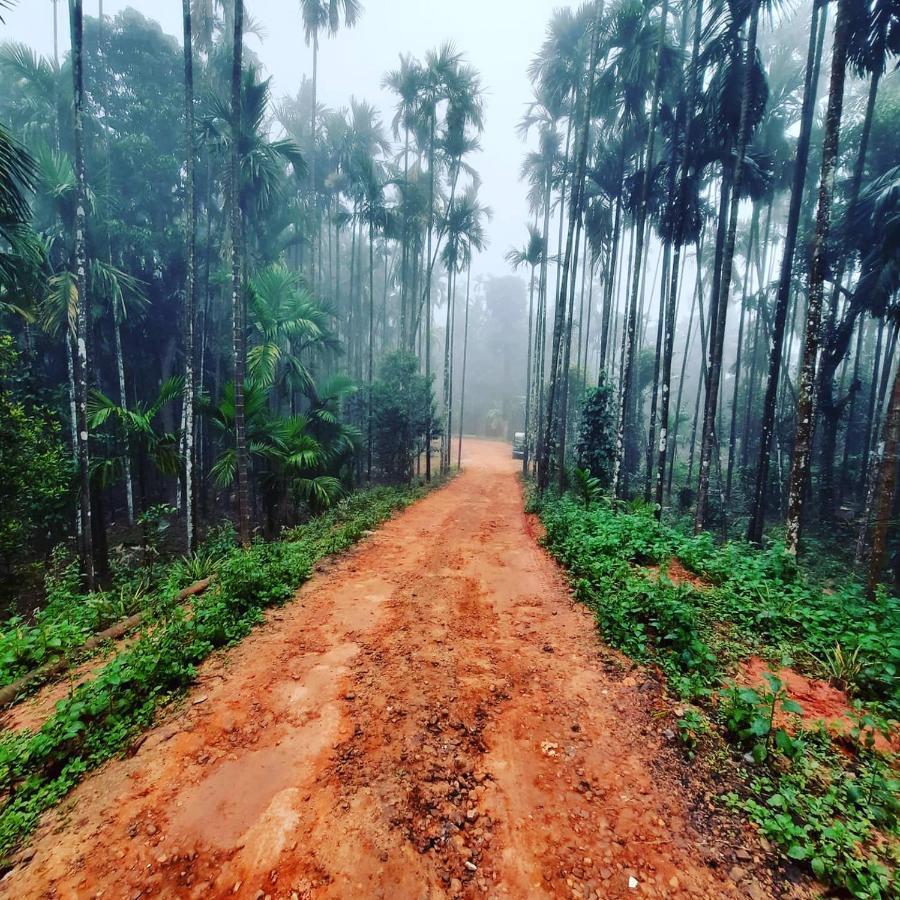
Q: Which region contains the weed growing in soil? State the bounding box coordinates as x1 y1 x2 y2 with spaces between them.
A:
537 494 899 898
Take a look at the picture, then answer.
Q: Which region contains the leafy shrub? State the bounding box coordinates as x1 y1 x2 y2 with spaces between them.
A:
0 335 73 574
371 351 434 483
573 372 615 487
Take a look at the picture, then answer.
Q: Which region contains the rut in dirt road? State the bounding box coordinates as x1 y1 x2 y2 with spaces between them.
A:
3 439 786 899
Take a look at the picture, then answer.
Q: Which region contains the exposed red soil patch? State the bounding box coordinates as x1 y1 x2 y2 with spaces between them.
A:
738 656 897 754
2 441 812 899
645 559 710 590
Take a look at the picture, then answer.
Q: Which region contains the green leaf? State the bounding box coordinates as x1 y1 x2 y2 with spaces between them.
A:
749 717 771 736
811 857 826 877
787 844 808 860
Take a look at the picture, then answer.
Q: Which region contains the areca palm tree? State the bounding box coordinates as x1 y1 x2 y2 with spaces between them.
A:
229 0 250 548
747 0 829 543
538 0 602 493
411 43 481 481
384 53 423 348
182 0 198 550
88 375 185 499
786 0 858 554
506 225 545 472
444 188 490 474
207 378 357 533
299 0 363 290
69 0 94 586
439 186 489 474
694 0 770 530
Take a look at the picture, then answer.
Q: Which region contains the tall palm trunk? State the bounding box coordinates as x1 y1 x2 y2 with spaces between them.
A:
69 0 94 588
523 261 536 473
367 216 374 480
309 31 318 290
441 263 455 474
613 0 669 498
644 238 670 502
817 60 881 520
654 0 698 515
182 0 197 550
457 262 472 469
400 127 410 348
424 115 436 482
112 319 134 523
725 214 755 503
694 0 760 530
556 210 584 488
538 2 602 492
599 144 625 372
785 0 852 554
534 161 554 472
748 0 825 543
865 360 899 599
859 316 886 496
230 0 250 547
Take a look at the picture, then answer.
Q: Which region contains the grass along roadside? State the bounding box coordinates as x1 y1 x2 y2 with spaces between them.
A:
0 480 435 863
533 491 898 898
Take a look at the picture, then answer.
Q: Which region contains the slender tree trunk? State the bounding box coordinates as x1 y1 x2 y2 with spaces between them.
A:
839 315 865 502
748 0 825 543
866 360 900 598
523 262 536 473
687 256 710 486
442 264 455 474
726 211 755 504
668 253 698 500
367 217 375 480
309 32 318 291
859 315 886 494
230 0 250 547
425 117 435 482
695 2 760 530
646 239 670 502
785 0 851 554
539 2 602 492
613 0 669 498
457 262 471 470
534 162 554 470
69 0 94 588
600 145 625 371
182 0 197 550
557 212 584 489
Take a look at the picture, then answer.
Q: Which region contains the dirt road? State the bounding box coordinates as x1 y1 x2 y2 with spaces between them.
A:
3 439 774 899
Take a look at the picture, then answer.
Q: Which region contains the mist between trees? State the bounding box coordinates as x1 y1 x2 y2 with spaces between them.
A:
0 0 897 603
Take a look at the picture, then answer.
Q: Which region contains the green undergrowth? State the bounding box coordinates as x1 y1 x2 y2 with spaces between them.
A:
535 491 899 898
0 481 431 862
0 524 236 691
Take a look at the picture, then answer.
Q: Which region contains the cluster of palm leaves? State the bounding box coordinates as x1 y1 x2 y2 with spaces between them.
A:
514 0 899 584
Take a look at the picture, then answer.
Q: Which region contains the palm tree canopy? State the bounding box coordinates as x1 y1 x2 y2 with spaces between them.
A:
300 0 363 45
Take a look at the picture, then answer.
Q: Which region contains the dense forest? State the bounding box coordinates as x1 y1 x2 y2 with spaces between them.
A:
515 0 900 598
0 0 899 894
1 0 896 605
0 0 519 600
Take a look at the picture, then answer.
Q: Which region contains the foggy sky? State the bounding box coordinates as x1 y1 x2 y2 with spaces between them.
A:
2 0 561 281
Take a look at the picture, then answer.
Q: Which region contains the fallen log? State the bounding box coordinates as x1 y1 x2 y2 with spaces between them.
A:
0 577 212 709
